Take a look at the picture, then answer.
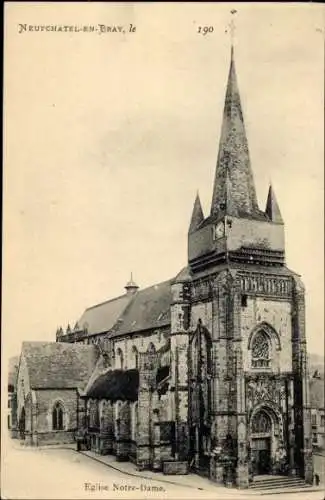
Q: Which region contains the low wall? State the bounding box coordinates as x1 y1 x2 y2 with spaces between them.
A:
163 461 188 475
36 430 75 445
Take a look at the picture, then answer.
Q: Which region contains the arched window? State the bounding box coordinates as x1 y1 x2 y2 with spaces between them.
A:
191 337 198 377
190 325 212 378
147 342 156 354
89 399 100 429
251 330 270 368
130 346 138 369
252 410 272 434
115 348 124 370
52 402 64 430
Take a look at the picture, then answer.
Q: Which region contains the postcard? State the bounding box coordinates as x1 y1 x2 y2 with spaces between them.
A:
2 3 324 500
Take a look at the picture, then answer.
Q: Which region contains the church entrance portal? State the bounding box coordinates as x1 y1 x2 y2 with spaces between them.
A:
251 437 271 474
250 409 273 476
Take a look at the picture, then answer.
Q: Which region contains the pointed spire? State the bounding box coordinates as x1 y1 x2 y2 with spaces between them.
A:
265 184 283 223
210 46 260 219
189 192 204 233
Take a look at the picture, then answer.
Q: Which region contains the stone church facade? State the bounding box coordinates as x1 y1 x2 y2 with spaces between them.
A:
14 48 313 488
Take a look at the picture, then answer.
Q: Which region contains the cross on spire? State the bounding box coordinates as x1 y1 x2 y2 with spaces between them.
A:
228 9 237 49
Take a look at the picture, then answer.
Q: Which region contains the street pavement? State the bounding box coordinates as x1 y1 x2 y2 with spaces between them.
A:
1 432 324 500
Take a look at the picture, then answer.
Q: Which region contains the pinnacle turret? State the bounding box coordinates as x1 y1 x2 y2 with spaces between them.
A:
125 273 139 295
265 184 283 223
189 192 204 233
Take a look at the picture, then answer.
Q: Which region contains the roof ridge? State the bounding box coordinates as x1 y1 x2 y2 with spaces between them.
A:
85 293 129 311
136 277 174 292
22 341 96 350
85 277 175 312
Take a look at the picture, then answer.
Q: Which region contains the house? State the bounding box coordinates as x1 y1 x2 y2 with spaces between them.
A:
310 371 325 450
16 342 99 445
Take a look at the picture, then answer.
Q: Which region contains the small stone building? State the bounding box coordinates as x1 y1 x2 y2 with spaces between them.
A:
16 342 99 445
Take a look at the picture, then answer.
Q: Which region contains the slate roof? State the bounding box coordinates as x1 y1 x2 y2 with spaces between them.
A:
85 369 139 401
310 377 325 409
76 279 173 339
78 294 132 336
21 341 99 390
108 279 172 338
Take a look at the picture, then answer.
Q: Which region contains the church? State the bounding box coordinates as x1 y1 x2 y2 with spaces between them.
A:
14 47 313 488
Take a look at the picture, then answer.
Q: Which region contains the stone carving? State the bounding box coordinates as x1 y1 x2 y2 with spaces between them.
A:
239 274 291 297
192 278 212 302
246 377 286 410
251 331 270 368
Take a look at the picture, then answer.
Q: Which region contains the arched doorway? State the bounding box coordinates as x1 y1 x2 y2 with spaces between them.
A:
250 409 272 475
19 407 25 440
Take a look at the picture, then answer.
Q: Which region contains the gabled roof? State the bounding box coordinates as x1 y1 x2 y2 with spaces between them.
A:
78 294 132 336
310 377 325 409
85 369 139 401
21 341 99 390
108 279 172 338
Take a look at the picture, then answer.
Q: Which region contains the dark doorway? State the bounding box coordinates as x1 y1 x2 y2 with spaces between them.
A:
251 438 271 475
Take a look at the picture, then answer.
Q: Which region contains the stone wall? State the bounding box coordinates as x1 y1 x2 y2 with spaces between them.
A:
190 302 213 334
113 330 167 370
226 217 285 253
241 297 292 372
35 389 78 444
37 430 75 445
16 354 30 422
116 402 130 460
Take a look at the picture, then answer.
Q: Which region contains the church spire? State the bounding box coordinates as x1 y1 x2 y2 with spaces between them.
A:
265 184 283 223
189 192 204 233
210 45 260 219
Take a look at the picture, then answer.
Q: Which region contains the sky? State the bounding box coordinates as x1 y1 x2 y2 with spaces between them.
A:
3 3 324 363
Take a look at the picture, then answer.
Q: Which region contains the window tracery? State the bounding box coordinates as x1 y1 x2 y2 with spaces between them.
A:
251 330 270 368
252 410 272 434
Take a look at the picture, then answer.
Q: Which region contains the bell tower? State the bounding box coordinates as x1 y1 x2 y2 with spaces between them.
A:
188 45 285 274
187 42 312 487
